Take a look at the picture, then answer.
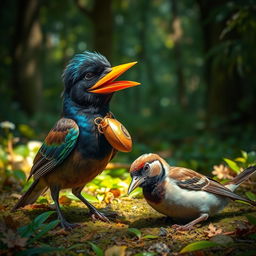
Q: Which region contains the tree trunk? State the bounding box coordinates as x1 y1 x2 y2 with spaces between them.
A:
197 0 243 127
74 0 113 61
169 0 186 108
10 0 43 115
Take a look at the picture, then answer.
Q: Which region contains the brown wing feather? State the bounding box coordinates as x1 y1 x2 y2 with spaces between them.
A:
168 167 256 205
27 118 79 181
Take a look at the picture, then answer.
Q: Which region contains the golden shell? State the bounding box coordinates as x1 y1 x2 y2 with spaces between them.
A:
95 117 132 152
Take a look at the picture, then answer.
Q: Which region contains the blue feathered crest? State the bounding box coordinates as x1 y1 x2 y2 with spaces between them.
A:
62 51 110 88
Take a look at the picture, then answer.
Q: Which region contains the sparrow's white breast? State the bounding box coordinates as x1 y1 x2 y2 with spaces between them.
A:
146 177 229 220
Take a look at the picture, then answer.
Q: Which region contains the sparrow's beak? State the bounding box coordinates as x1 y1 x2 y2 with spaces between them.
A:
128 176 146 195
89 62 140 94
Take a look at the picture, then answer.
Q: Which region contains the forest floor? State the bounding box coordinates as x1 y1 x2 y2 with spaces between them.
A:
1 190 256 256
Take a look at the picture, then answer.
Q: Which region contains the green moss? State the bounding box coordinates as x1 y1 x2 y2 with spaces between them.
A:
1 193 256 255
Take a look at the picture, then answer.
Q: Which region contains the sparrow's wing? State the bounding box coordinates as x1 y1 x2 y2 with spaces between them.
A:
28 118 79 180
170 167 254 204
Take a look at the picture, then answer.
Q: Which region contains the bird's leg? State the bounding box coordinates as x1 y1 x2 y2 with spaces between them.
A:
50 185 79 230
172 213 209 231
72 187 110 223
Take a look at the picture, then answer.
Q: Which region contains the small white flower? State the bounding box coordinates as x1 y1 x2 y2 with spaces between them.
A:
0 121 15 130
27 141 42 151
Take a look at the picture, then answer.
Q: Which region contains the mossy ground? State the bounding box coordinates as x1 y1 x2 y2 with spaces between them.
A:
1 190 256 256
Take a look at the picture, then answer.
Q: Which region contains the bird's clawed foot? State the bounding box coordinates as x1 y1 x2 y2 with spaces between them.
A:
90 210 110 223
171 224 193 231
60 220 80 230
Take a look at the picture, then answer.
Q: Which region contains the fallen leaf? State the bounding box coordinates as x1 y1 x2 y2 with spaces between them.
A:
59 195 72 206
105 245 126 256
204 223 223 237
109 188 121 198
23 204 51 210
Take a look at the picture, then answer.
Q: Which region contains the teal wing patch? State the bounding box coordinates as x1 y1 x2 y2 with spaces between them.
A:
28 118 79 180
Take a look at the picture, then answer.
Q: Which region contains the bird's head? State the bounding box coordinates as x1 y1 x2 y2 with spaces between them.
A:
128 153 168 194
62 51 140 107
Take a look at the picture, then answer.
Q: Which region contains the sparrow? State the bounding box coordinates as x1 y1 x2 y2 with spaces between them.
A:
12 51 140 229
128 153 256 230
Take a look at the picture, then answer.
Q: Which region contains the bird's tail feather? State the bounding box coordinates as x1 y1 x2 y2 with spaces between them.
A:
225 165 256 192
12 179 48 211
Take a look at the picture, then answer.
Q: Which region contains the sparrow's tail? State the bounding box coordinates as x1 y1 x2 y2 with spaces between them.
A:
225 165 256 192
12 179 48 211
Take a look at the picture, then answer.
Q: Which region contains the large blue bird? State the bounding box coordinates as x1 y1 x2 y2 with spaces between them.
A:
12 51 139 229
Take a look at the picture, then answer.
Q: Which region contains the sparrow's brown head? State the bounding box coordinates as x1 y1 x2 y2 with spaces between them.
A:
128 153 168 194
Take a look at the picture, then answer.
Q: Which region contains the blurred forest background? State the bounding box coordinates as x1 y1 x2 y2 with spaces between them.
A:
0 0 256 172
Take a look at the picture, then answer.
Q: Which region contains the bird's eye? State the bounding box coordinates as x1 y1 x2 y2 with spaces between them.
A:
144 164 150 171
84 72 95 80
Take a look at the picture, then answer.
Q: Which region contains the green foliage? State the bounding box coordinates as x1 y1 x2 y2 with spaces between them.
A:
180 241 220 253
128 228 158 240
0 211 61 255
224 150 256 173
245 192 256 202
224 158 240 173
66 191 98 203
18 211 59 242
128 228 142 239
87 241 104 256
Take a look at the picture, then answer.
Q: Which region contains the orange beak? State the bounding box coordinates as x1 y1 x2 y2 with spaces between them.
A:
88 62 140 94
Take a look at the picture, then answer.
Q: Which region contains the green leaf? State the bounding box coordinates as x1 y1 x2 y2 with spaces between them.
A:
28 220 60 244
66 192 98 203
245 192 256 201
180 241 219 253
13 170 27 182
223 158 240 173
128 228 141 239
129 187 143 198
241 150 248 160
87 241 104 256
16 246 63 256
14 145 29 157
18 211 56 239
235 200 252 206
18 224 34 239
235 157 245 163
246 215 256 225
247 152 256 164
81 193 99 203
33 211 55 227
142 235 158 239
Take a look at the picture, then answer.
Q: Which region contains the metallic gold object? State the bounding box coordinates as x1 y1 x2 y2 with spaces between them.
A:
94 116 132 152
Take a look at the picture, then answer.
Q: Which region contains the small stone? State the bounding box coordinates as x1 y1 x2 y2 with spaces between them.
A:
159 227 168 236
210 234 234 245
149 242 170 255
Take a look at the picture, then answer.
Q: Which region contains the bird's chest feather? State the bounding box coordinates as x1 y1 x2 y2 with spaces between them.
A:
45 149 113 189
144 178 228 219
73 113 113 160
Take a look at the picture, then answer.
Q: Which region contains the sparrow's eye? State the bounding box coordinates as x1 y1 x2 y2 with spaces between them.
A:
144 163 150 172
84 72 95 80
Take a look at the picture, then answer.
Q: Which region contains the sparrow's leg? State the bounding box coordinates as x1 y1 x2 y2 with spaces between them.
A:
50 185 79 230
172 213 209 231
72 186 110 222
